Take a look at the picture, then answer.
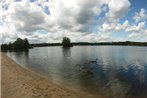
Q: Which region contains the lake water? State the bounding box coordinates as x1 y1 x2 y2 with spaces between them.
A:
6 46 147 98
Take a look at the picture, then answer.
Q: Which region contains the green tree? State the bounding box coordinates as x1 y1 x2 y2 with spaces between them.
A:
13 38 24 51
12 38 29 51
62 37 72 48
1 44 8 51
8 42 13 51
23 38 30 51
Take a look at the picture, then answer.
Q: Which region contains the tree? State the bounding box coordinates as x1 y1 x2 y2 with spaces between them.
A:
23 38 30 51
8 42 13 51
1 38 30 52
1 44 8 51
13 38 24 51
62 37 72 48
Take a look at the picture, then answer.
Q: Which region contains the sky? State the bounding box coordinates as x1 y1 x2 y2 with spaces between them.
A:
0 0 147 44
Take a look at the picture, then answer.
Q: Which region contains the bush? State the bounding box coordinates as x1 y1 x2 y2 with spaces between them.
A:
1 38 30 52
62 37 73 48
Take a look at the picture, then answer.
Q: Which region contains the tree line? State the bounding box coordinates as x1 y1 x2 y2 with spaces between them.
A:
1 37 147 52
1 38 30 52
72 41 147 46
31 37 73 48
30 38 147 47
1 37 73 52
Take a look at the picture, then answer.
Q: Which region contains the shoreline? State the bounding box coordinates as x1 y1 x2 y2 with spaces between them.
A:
1 52 99 98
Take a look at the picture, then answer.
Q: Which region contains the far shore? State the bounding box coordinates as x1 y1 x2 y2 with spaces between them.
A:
31 41 147 47
1 52 103 98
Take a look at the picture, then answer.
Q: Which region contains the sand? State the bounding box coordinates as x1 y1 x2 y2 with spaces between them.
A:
1 52 95 98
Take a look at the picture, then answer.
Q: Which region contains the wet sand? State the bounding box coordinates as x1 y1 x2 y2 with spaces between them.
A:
1 52 101 98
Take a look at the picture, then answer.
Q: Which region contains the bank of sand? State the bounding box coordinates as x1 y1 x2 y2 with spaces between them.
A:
1 53 104 98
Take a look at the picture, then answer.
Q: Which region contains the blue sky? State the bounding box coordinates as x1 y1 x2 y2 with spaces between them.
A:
120 0 147 23
1 0 147 43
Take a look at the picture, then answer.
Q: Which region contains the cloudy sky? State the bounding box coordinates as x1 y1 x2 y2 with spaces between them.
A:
1 0 147 44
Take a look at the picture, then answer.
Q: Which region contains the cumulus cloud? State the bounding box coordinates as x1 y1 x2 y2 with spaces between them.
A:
133 8 147 23
99 20 147 42
106 0 131 22
128 31 147 42
1 0 109 43
99 20 130 32
126 21 145 33
0 0 146 43
97 0 131 33
8 1 45 32
45 0 106 32
126 21 147 41
8 0 99 31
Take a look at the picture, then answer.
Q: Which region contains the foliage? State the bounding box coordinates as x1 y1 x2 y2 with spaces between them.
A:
1 38 30 52
24 38 30 51
1 44 8 52
13 38 25 51
62 37 73 48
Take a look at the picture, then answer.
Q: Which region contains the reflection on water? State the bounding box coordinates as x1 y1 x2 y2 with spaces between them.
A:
62 47 71 57
7 46 147 98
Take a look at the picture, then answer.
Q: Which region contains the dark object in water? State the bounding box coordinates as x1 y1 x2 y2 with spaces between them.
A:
82 69 94 74
77 61 95 75
81 67 94 74
89 58 98 63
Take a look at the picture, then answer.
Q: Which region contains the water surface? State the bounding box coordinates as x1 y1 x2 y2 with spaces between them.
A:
7 46 147 98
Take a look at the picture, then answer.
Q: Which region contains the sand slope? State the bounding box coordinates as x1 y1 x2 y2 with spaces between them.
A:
1 53 86 98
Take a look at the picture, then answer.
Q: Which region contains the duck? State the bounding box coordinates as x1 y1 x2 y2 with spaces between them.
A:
90 58 98 63
82 69 94 74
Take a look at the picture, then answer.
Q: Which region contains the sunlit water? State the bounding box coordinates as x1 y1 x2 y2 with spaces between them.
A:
6 46 147 98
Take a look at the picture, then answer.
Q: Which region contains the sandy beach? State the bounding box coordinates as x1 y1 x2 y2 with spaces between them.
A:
1 53 99 98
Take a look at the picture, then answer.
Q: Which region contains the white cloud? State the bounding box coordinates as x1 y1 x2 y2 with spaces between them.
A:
73 32 112 42
0 0 146 44
46 0 105 32
97 0 131 34
99 20 130 32
99 20 147 41
128 31 147 42
133 8 147 23
106 0 131 22
4 0 104 33
8 1 45 32
129 33 140 38
127 21 147 41
126 21 145 33
1 0 109 43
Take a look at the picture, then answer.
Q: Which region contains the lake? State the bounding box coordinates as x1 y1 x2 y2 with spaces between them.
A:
6 46 147 98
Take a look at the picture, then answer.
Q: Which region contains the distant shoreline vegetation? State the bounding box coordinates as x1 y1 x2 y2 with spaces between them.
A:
1 38 30 52
62 37 73 48
1 37 147 52
31 41 147 47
